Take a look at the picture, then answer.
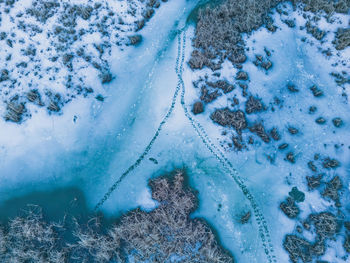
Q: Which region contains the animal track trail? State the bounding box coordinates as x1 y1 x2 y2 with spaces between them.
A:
94 28 186 211
94 25 276 263
176 30 276 263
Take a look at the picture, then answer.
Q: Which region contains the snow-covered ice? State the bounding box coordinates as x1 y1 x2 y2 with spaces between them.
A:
0 0 349 262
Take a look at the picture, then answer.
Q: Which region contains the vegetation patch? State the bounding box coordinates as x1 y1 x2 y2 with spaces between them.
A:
0 170 234 263
0 0 169 123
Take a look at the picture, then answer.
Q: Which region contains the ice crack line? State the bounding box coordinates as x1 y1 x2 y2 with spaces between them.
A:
94 28 186 211
176 33 276 263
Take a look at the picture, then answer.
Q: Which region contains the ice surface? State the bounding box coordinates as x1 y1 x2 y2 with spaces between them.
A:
0 1 349 262
0 0 196 213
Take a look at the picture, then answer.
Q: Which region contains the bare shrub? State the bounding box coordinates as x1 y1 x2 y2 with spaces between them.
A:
109 170 234 262
72 218 120 263
190 0 349 70
297 0 350 15
1 206 67 263
333 28 350 50
283 235 312 263
280 197 300 218
190 0 282 69
210 108 247 133
26 0 60 23
0 171 233 263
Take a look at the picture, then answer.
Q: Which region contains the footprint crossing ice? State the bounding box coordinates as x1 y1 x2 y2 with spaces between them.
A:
95 26 276 263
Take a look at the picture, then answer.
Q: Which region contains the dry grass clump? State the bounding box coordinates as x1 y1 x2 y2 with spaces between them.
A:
74 170 234 262
309 212 339 239
283 234 313 263
210 108 247 133
0 206 67 263
0 171 233 263
297 0 350 14
190 0 350 70
0 227 5 255
4 101 26 123
109 171 233 262
189 0 281 69
333 28 350 50
26 0 60 23
279 197 300 219
283 211 340 262
72 218 121 263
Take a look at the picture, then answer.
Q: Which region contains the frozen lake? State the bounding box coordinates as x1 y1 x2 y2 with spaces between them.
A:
0 0 349 262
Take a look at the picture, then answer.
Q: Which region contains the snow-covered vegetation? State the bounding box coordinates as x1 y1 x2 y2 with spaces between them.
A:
0 171 233 263
187 0 350 262
0 0 167 123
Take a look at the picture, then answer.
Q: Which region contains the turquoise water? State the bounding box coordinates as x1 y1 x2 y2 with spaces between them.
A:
0 187 89 223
